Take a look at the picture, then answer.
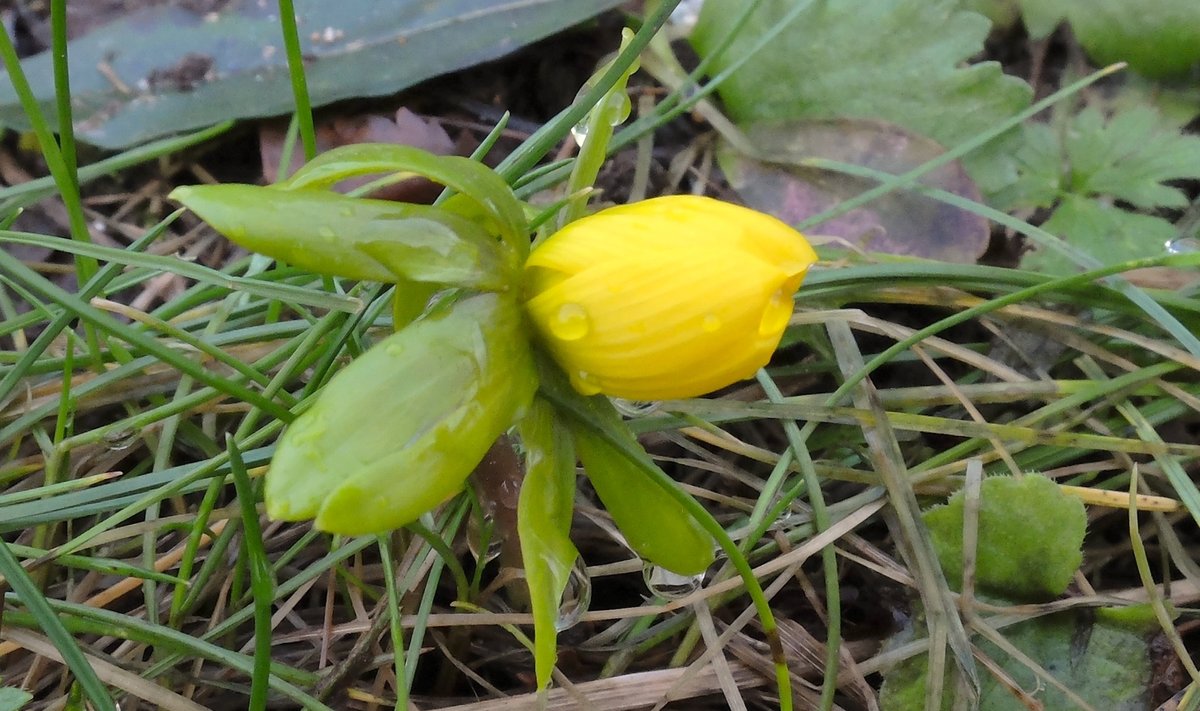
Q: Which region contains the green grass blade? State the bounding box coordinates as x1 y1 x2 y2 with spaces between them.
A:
0 540 115 710
228 438 276 710
277 0 317 160
0 249 294 422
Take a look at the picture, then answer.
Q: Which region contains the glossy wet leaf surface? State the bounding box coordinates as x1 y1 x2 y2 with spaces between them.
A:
0 0 623 148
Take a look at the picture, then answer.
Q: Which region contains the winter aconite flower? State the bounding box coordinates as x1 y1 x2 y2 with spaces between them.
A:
524 195 817 400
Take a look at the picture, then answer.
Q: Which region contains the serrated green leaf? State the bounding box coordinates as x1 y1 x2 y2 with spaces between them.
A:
0 0 624 148
1026 195 1180 275
881 607 1155 710
266 294 538 535
516 399 579 690
691 0 1031 194
1064 107 1200 210
170 184 513 290
999 105 1200 274
923 474 1085 601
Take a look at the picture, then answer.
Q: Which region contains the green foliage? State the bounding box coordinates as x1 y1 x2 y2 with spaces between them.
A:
516 400 580 689
1016 0 1200 77
1018 0 1071 39
1063 0 1200 79
691 0 1032 194
996 106 1200 273
0 0 624 148
169 185 515 289
573 425 715 576
0 687 32 710
266 294 538 534
880 607 1157 710
922 474 1086 601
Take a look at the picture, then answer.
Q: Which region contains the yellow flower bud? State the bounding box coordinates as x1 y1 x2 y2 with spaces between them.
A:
524 195 817 399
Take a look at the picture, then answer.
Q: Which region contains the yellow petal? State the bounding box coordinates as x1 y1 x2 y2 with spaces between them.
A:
526 245 797 399
527 195 817 280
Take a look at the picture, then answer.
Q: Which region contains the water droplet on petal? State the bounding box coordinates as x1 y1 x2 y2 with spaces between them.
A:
570 370 602 395
1166 237 1200 254
556 557 592 631
549 303 590 342
102 428 138 452
642 561 703 600
758 289 794 336
701 313 721 333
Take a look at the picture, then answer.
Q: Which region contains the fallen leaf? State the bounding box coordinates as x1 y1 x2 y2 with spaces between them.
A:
719 119 990 262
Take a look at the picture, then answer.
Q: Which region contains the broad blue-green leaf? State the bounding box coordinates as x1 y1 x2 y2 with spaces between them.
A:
0 0 624 148
923 474 1085 601
266 294 538 535
170 184 514 289
516 398 579 690
573 426 714 576
691 0 1032 195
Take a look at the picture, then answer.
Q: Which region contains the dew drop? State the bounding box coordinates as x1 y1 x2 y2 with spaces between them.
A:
701 313 721 333
549 303 590 341
668 0 706 31
758 290 794 336
611 399 660 417
642 562 703 600
102 428 138 452
318 226 337 242
556 557 592 631
569 123 588 148
466 512 504 566
570 370 602 395
1166 237 1200 254
603 92 631 126
385 343 405 357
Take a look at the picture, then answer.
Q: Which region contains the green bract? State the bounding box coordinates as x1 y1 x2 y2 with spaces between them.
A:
573 426 715 575
170 185 515 290
267 293 537 534
515 400 578 688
